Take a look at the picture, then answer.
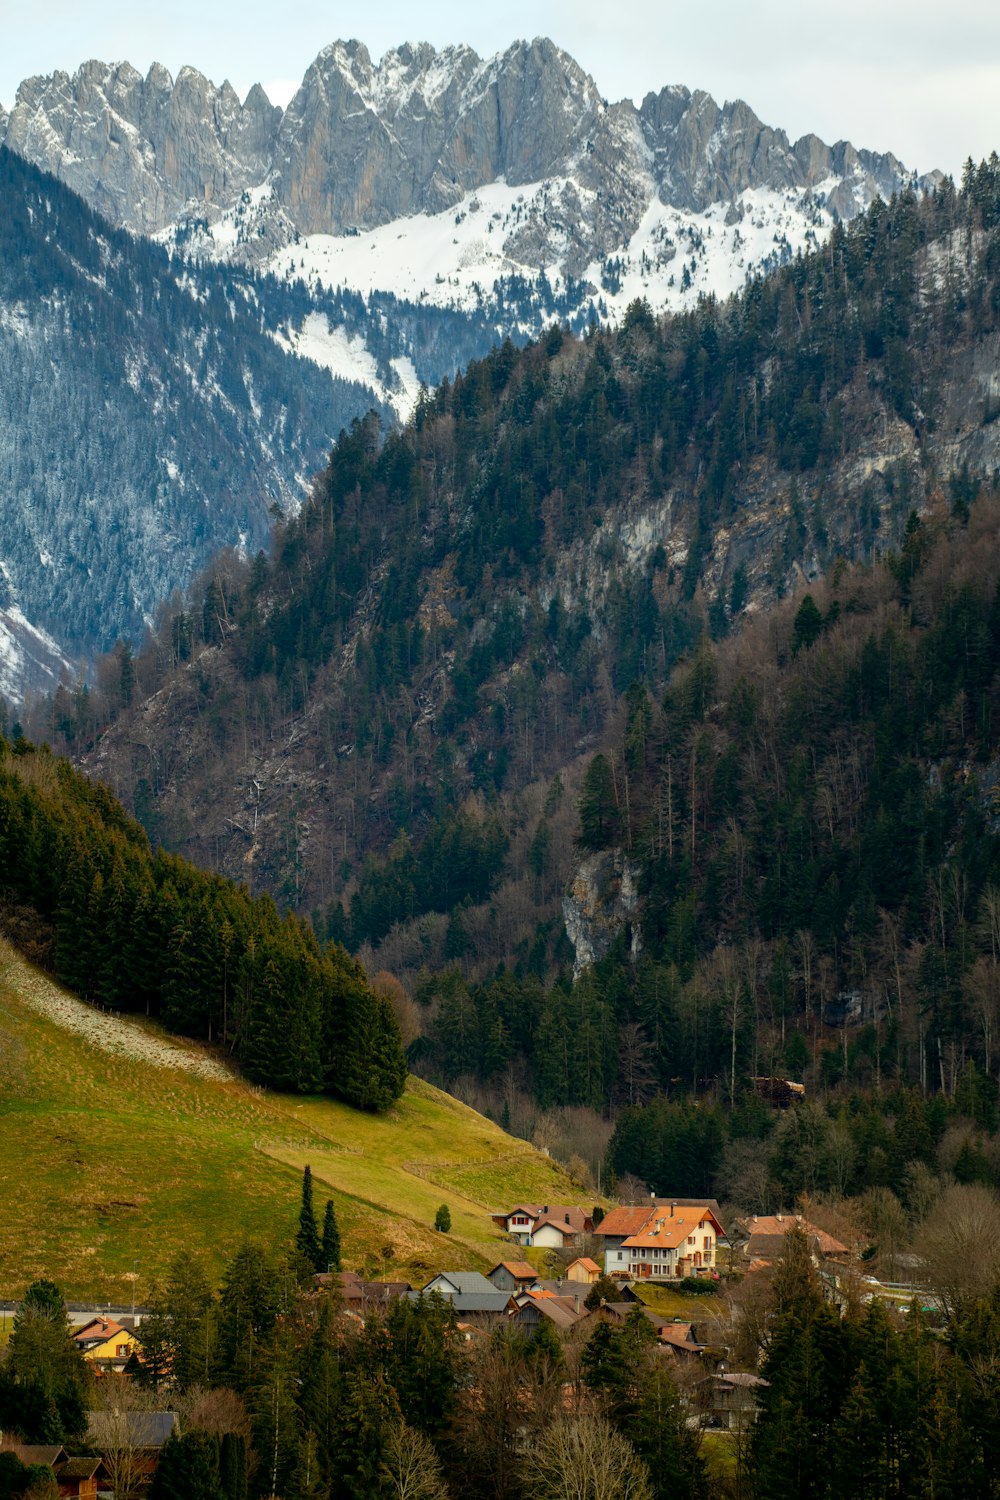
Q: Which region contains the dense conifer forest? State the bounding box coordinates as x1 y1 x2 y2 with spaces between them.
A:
4 146 1000 1500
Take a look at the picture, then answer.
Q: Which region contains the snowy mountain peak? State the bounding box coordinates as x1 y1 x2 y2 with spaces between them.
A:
2 38 933 254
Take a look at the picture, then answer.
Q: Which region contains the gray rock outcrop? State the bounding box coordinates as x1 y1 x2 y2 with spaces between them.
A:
1 37 936 272
563 849 642 977
4 59 281 234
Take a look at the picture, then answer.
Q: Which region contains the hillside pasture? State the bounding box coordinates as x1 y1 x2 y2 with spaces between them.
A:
0 940 576 1299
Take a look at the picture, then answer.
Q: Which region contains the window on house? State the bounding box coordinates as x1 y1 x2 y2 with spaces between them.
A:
688 1235 695 1244
704 1235 711 1248
116 1344 128 1357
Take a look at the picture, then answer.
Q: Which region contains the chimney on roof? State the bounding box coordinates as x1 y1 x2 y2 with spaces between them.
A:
670 1201 676 1215
777 1213 783 1222
565 1213 570 1224
543 1206 549 1215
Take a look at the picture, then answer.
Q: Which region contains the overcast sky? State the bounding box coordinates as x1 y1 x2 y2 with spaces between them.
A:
0 0 996 181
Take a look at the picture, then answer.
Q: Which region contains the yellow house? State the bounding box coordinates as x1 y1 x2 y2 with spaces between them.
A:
71 1316 140 1372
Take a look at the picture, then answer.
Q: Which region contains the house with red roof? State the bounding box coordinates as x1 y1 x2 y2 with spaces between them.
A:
736 1213 850 1265
491 1204 594 1248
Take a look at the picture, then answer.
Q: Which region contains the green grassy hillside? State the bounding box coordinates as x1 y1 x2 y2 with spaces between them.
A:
0 938 578 1301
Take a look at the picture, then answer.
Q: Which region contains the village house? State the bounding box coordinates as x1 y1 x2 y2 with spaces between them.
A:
491 1204 594 1248
86 1409 180 1489
595 1201 724 1281
596 1304 707 1358
511 1293 587 1339
735 1213 850 1267
565 1256 601 1284
0 1442 101 1499
486 1260 539 1293
416 1271 515 1323
323 1270 413 1309
698 1372 769 1430
513 1285 588 1317
71 1315 140 1373
55 1456 102 1498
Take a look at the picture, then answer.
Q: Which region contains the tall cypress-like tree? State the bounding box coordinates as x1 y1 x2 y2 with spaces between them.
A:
297 1166 322 1272
321 1200 341 1272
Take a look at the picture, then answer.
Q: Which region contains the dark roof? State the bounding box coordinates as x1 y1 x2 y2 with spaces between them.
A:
444 1292 514 1313
56 1458 102 1480
87 1411 179 1449
423 1271 495 1296
0 1443 65 1467
514 1299 581 1330
341 1279 412 1303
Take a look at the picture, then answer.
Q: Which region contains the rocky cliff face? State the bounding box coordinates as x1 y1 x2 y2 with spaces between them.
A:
2 38 934 279
563 851 642 977
4 61 280 235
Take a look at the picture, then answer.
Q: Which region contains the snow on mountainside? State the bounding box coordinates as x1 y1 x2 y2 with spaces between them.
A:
0 146 388 701
2 39 939 406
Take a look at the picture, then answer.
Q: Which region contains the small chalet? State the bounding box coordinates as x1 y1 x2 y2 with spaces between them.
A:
596 1201 724 1280
487 1260 539 1293
71 1315 140 1373
699 1372 768 1429
566 1257 601 1284
55 1457 101 1498
0 1442 101 1499
491 1204 594 1248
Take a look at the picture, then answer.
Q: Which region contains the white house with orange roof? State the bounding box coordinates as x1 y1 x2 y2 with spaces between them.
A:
595 1201 724 1280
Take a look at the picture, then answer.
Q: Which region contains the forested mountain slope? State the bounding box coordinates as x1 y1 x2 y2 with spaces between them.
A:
0 147 388 698
63 162 1000 944
0 735 406 1107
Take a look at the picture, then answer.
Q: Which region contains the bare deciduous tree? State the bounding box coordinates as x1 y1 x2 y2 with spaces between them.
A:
913 1182 1000 1316
523 1413 652 1500
89 1377 164 1500
383 1422 451 1500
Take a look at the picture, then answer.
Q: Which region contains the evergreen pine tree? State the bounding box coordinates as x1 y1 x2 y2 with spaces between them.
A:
297 1166 322 1272
321 1200 341 1272
578 753 622 850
